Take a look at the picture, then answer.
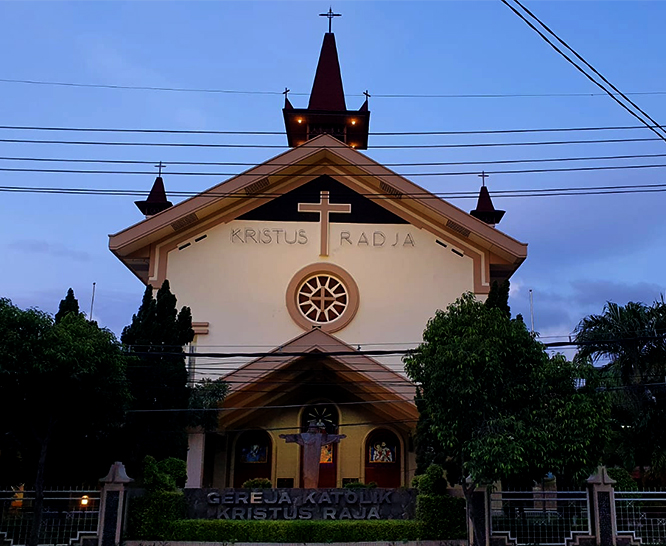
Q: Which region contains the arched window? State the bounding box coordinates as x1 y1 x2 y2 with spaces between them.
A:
233 429 272 487
300 403 340 488
365 429 401 488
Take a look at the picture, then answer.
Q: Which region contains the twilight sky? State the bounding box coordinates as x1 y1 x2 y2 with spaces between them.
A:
1 1 665 349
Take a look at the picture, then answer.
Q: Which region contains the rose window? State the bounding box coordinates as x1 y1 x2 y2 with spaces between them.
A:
297 274 348 324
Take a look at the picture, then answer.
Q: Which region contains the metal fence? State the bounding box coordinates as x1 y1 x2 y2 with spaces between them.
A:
616 490 666 545
0 488 99 546
490 490 590 545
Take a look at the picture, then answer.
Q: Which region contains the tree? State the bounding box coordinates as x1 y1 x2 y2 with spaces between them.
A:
0 298 131 546
405 293 609 546
54 287 81 324
120 280 195 471
574 299 666 482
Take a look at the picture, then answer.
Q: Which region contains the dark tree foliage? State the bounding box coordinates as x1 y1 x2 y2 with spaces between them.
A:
0 298 130 545
484 280 511 318
406 293 609 545
120 280 195 472
54 288 81 324
575 299 666 483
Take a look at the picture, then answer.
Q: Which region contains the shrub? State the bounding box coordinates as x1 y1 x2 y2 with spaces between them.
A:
416 464 448 495
343 481 378 489
126 490 187 540
141 455 187 492
607 467 638 491
166 519 425 542
242 477 272 488
416 493 467 539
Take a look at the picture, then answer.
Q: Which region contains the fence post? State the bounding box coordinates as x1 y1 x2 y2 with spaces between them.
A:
471 486 491 546
587 466 617 546
97 462 133 546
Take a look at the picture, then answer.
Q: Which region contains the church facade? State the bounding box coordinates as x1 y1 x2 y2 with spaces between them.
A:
109 29 527 490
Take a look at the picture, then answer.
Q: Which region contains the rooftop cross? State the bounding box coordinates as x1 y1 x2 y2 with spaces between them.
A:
319 7 341 33
478 171 489 186
155 161 165 177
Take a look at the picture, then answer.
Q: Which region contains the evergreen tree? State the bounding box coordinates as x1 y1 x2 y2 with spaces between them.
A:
484 279 511 318
120 280 194 472
54 288 81 324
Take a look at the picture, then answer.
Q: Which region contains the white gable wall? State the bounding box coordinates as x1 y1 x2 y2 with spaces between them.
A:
165 217 475 377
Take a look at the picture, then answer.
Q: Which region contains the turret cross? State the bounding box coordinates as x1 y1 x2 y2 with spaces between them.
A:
155 161 165 177
478 171 489 186
319 7 341 33
298 190 351 256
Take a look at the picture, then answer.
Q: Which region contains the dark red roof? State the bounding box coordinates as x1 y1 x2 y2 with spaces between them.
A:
308 33 347 111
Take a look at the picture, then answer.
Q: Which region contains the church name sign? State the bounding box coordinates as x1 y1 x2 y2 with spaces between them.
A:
185 488 416 521
230 228 416 248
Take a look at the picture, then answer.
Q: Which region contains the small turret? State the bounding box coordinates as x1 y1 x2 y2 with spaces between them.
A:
470 172 505 227
135 162 173 216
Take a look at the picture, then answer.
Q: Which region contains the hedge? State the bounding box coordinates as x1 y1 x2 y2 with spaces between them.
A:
165 519 425 542
126 491 187 540
416 494 466 540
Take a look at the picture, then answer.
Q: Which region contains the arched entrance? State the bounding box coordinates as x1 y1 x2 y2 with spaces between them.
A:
233 429 272 487
300 403 339 488
364 428 401 488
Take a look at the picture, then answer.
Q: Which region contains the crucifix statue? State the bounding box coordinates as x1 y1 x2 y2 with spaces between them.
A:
298 190 352 256
280 420 346 488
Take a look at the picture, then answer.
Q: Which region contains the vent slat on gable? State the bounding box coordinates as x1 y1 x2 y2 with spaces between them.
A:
446 219 471 238
170 212 198 231
244 178 270 195
379 181 403 200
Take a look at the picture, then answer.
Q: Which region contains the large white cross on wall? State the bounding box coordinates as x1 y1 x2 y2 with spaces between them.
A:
298 191 352 256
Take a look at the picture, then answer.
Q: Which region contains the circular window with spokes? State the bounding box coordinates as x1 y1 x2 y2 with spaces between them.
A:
286 264 359 333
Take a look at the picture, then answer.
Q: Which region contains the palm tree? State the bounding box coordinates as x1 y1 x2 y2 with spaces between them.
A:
574 299 666 481
575 300 666 384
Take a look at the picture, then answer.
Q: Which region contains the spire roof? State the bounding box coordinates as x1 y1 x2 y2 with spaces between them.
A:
135 176 173 216
308 33 347 111
470 185 505 226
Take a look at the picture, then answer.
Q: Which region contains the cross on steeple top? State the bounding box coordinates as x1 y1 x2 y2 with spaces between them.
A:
319 7 341 33
155 161 166 177
478 171 489 186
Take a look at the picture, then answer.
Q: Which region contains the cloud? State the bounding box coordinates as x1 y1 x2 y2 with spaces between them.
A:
569 279 665 307
8 240 91 262
510 277 666 343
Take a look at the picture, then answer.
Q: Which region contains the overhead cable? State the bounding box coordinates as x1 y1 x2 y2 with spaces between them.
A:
0 123 661 136
1 77 665 99
500 0 666 144
0 136 660 149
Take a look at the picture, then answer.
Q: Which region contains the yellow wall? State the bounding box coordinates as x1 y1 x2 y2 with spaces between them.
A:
212 402 415 488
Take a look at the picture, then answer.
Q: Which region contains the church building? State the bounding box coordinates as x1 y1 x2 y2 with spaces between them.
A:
109 24 527 490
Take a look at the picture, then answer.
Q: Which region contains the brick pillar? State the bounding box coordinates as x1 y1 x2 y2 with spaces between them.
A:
587 466 617 546
97 462 133 546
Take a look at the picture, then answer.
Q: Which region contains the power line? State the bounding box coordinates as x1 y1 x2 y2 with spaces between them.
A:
501 0 666 144
1 77 665 99
0 136 660 149
3 151 666 168
127 399 410 413
0 123 661 136
1 162 665 178
3 181 666 199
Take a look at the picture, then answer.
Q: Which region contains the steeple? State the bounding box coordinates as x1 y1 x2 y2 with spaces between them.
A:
308 33 346 111
283 13 370 149
470 173 505 227
135 163 173 216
